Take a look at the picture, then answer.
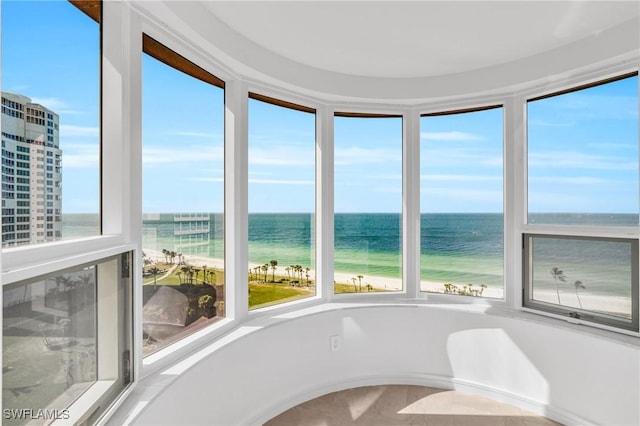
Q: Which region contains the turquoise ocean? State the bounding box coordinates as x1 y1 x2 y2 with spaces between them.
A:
62 213 637 296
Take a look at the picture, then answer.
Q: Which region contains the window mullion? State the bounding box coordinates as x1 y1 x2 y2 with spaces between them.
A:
316 104 334 302
505 95 526 308
225 80 249 322
403 109 420 298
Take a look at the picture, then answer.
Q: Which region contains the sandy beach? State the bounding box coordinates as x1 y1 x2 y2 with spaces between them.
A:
144 249 631 316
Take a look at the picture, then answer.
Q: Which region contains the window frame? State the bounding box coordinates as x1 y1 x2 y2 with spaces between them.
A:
418 104 506 299
331 112 405 296
2 244 135 425
522 71 640 335
523 233 639 332
139 33 227 356
0 2 141 423
246 91 319 310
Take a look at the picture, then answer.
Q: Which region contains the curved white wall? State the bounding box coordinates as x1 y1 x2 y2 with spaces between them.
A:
134 3 639 103
129 305 639 426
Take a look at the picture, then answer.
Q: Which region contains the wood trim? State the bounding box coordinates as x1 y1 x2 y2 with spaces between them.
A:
69 0 101 23
334 112 402 118
528 71 638 103
248 92 315 114
142 34 225 89
421 104 502 117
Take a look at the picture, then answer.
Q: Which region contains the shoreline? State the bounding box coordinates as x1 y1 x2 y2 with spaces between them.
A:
143 249 631 315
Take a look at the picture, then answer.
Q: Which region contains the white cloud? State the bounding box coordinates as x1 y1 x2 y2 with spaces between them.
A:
30 97 68 110
420 131 485 141
29 97 86 115
528 119 575 128
549 94 638 120
423 187 503 203
60 144 99 169
586 142 637 150
186 176 224 182
249 178 314 185
422 148 501 168
143 145 223 165
528 151 637 171
249 146 314 167
421 174 501 182
171 131 221 138
335 146 401 166
60 125 99 137
529 176 608 185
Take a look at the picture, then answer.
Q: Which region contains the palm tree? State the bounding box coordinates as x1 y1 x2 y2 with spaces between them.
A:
262 264 269 283
285 266 291 283
149 266 161 289
181 265 194 284
357 274 363 292
574 280 586 308
270 260 278 282
550 266 567 304
306 267 311 286
297 265 303 284
351 277 358 292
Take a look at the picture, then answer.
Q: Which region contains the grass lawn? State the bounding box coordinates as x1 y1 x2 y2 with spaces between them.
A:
249 282 314 309
144 261 386 308
334 282 388 294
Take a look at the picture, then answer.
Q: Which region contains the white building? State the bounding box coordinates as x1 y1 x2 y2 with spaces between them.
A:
1 92 62 246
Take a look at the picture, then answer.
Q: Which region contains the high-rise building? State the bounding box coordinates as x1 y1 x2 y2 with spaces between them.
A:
1 92 62 247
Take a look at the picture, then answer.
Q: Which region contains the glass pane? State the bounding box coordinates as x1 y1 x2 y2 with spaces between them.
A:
248 99 315 309
529 236 634 320
142 52 224 356
527 75 639 226
1 1 100 247
334 116 402 293
420 108 504 298
3 266 97 425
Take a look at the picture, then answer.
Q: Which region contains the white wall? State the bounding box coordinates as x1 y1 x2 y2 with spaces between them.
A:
129 305 640 426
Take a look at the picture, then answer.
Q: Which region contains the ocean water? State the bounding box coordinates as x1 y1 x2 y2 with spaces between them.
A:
62 212 637 296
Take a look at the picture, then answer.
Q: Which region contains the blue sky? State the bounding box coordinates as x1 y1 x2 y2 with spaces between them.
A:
2 1 638 215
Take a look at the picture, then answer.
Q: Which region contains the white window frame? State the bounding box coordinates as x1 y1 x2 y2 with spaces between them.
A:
0 1 137 422
417 104 507 301
520 69 640 335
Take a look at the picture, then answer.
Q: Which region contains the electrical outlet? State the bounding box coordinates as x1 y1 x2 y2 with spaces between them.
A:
330 335 341 352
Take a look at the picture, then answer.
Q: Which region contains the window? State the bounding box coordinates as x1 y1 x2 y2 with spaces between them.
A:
3 253 133 424
1 0 100 248
142 35 225 355
523 234 638 331
527 74 638 226
334 114 403 294
420 107 504 298
248 95 316 309
525 74 639 331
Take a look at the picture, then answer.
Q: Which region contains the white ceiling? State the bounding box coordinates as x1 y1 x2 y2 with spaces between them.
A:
203 1 639 79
